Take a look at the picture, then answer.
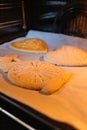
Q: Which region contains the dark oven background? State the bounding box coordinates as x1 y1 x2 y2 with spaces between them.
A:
0 0 87 44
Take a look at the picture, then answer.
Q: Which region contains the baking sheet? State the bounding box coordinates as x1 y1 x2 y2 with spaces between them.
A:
0 30 87 130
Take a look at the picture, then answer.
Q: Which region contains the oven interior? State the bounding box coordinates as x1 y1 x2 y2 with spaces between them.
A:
0 0 87 130
1 0 86 44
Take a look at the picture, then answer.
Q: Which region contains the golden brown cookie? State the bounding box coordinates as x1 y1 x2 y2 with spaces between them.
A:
10 38 48 53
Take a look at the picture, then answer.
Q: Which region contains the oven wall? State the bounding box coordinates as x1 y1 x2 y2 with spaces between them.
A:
25 0 70 32
0 0 87 44
0 0 27 44
25 0 87 32
24 0 86 32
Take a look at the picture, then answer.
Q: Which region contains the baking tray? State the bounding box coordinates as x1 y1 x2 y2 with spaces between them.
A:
0 30 87 130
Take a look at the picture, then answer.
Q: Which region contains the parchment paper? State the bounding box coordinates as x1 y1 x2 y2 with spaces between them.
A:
0 30 87 130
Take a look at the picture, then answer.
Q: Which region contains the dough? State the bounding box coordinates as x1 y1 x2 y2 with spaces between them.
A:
44 45 87 66
7 60 72 94
0 54 21 72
